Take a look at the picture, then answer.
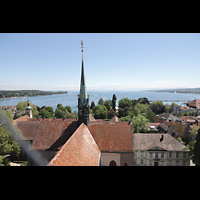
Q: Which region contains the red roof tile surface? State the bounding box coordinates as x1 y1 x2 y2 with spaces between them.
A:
16 121 40 140
48 123 101 166
13 115 35 125
88 121 133 152
32 119 76 150
187 99 200 109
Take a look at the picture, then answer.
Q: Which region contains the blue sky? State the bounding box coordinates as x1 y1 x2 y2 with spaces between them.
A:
0 33 200 91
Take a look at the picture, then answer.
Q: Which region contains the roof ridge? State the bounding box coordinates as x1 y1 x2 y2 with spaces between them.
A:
48 123 101 166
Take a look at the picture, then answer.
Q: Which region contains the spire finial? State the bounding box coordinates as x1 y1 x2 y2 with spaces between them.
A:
81 40 84 52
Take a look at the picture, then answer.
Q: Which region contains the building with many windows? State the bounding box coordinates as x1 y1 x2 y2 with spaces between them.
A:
133 133 190 166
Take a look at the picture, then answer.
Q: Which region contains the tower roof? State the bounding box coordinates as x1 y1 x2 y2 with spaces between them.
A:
79 40 88 107
25 100 32 110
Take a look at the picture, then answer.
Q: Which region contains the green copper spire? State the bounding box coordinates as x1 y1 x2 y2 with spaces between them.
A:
78 40 90 126
79 52 88 107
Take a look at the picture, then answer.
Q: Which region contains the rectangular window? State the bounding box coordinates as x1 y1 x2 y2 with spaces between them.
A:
169 152 173 158
161 161 165 166
155 153 158 159
134 160 137 166
141 151 144 157
149 161 153 166
176 152 179 158
183 152 187 158
168 161 172 166
149 152 153 158
161 153 164 158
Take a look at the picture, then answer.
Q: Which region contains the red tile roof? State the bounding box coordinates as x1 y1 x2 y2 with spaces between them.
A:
13 115 34 125
179 106 195 110
48 123 101 166
187 99 200 109
180 116 196 124
16 121 40 140
88 121 133 152
32 119 76 150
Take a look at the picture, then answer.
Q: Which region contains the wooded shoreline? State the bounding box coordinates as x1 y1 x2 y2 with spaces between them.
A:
0 90 67 99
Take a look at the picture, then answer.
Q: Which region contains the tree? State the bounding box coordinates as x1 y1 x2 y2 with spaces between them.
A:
118 107 125 118
55 104 68 119
138 97 150 105
107 109 116 119
131 114 149 133
146 109 156 122
65 106 72 113
98 98 104 106
193 129 200 166
16 101 27 111
111 94 117 111
92 105 108 119
132 107 140 117
135 103 149 115
131 99 138 107
118 98 132 109
149 101 166 114
90 101 95 109
104 100 111 110
39 106 54 118
0 126 20 156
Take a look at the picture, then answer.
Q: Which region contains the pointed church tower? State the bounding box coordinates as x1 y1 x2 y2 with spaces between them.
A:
78 40 90 126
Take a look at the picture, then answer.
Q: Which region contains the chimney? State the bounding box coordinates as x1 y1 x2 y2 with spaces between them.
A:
160 135 164 142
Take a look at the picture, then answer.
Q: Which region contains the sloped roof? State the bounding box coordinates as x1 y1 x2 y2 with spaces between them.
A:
109 116 118 123
13 115 34 125
16 121 40 140
157 113 180 122
133 133 188 151
157 122 182 138
48 123 101 166
32 119 77 150
180 116 196 124
88 121 133 152
146 123 160 128
89 113 96 122
187 99 200 109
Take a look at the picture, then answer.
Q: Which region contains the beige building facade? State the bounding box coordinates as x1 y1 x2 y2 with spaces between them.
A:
133 133 190 166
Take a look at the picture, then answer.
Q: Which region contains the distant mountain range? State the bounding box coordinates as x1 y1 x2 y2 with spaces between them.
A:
149 88 200 94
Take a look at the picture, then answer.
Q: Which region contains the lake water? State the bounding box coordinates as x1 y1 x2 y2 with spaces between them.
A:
1 90 200 112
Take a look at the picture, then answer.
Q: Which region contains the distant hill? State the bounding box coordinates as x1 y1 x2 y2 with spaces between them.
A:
0 90 67 99
149 88 200 94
